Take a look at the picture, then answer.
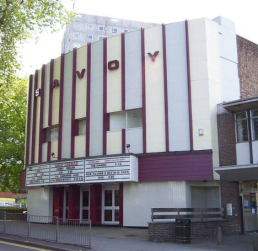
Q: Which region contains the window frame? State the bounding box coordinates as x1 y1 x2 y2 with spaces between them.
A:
112 27 118 34
235 111 249 143
87 34 93 40
47 126 59 142
251 109 258 141
87 24 94 30
98 26 105 31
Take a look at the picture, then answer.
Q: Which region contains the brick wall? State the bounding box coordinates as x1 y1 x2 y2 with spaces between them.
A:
217 110 242 234
220 179 242 234
217 112 236 166
237 35 258 98
148 220 241 242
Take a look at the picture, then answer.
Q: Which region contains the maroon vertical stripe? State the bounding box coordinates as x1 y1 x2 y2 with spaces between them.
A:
103 38 108 155
31 70 38 164
71 48 77 158
119 183 123 226
122 129 126 154
58 53 65 159
25 75 33 165
162 24 169 152
38 65 45 163
86 43 91 156
185 20 193 151
141 28 147 153
48 59 54 127
121 33 126 111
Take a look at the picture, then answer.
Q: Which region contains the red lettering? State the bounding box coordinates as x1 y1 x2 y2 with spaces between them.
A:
76 69 86 79
52 79 60 88
108 60 119 70
147 51 159 62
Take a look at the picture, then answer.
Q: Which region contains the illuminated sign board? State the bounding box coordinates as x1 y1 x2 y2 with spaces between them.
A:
26 164 50 186
26 155 138 187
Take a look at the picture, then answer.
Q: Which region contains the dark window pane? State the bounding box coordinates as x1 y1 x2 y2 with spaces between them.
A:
237 120 248 142
253 118 258 140
105 190 112 206
115 210 120 222
82 209 89 220
83 191 89 207
115 190 119 206
252 110 258 117
236 112 247 120
104 210 112 221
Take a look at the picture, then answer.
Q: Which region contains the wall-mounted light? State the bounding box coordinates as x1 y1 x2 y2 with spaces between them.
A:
51 152 58 159
126 144 131 153
198 129 204 136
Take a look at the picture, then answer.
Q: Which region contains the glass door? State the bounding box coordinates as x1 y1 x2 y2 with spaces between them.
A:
80 188 90 222
102 188 120 224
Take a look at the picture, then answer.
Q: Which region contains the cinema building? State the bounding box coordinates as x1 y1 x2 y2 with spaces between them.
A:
23 16 245 229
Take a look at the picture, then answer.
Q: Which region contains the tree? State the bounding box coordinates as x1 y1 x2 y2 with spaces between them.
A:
0 77 27 192
0 0 74 86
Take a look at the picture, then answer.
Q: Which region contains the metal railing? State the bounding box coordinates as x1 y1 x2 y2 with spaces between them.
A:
151 208 225 222
0 212 91 248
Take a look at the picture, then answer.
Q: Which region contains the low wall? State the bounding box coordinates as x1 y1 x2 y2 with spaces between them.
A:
148 220 241 242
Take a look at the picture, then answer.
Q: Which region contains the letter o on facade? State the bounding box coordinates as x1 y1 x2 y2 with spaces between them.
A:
108 60 119 70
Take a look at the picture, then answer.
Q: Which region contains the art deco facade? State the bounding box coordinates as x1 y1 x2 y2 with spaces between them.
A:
23 16 244 228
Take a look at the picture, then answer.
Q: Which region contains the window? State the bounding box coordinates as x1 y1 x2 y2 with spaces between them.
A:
98 36 106 40
47 127 58 142
98 26 105 31
236 112 248 142
123 29 129 33
78 119 86 135
87 24 94 30
87 34 93 40
74 22 81 30
252 110 258 140
109 109 142 131
112 27 118 33
74 32 80 38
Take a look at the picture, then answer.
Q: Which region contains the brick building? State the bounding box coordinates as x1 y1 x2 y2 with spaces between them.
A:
216 36 258 233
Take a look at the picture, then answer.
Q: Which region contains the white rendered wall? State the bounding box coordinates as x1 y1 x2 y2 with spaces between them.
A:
213 16 240 102
34 70 41 163
166 22 190 151
62 51 73 159
253 141 258 164
125 30 142 110
145 26 166 153
42 142 48 162
123 181 187 227
107 130 122 154
52 56 60 126
75 46 87 119
75 135 86 158
90 41 103 156
109 112 126 131
107 35 122 113
27 187 53 217
125 128 143 154
188 18 222 169
43 63 50 129
236 143 251 165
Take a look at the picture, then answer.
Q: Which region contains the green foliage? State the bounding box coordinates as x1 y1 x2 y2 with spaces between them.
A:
0 77 27 192
0 0 74 85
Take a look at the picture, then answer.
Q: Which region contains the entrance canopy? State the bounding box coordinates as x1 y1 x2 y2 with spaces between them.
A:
214 164 258 181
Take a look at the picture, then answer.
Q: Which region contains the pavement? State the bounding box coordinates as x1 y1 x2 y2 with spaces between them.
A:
0 226 254 251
